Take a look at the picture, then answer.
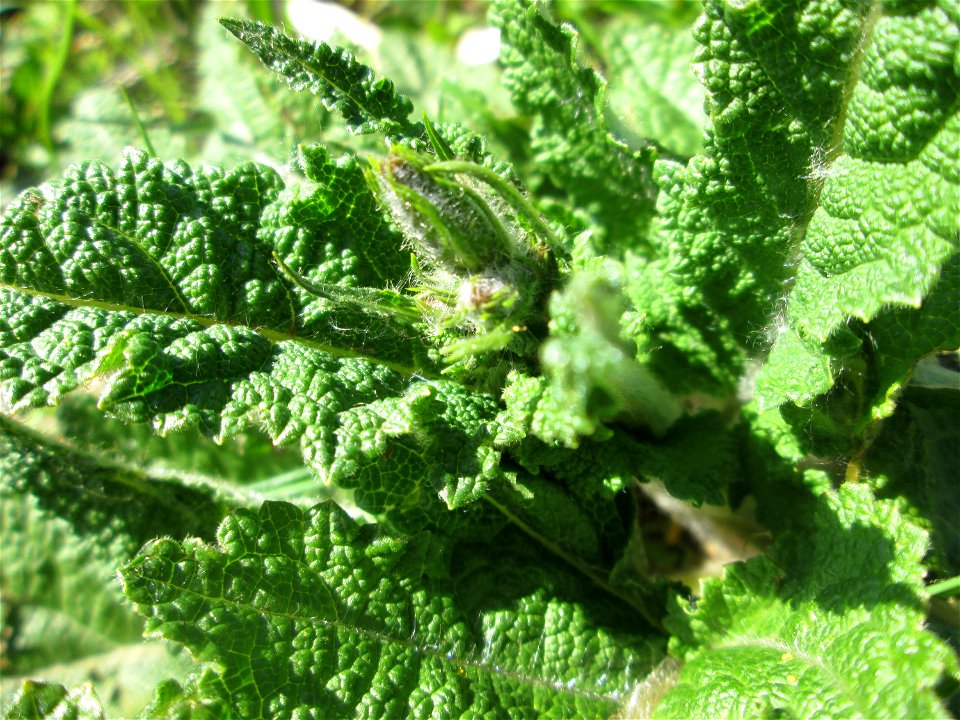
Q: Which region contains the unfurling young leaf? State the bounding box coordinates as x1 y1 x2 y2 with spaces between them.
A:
219 18 420 140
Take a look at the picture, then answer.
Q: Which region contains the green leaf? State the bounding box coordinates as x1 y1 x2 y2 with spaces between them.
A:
490 0 658 253
752 325 835 411
753 254 959 478
0 487 145 674
2 681 103 720
120 500 664 719
4 4 957 718
530 270 682 446
756 2 959 408
656 484 958 719
866 256 960 417
789 7 958 338
0 412 237 551
196 6 333 167
134 672 234 720
503 410 736 524
627 0 885 393
0 148 506 533
323 379 506 535
50 393 305 489
219 18 421 139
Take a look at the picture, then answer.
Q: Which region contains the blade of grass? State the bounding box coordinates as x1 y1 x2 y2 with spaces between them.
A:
118 85 157 156
36 0 77 150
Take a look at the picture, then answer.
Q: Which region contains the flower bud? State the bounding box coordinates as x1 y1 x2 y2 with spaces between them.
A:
366 150 512 274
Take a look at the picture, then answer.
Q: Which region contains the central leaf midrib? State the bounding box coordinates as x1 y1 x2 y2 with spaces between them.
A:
782 0 883 281
0 282 441 381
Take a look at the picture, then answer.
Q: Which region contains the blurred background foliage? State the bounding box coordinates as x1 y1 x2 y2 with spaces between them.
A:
1 0 701 205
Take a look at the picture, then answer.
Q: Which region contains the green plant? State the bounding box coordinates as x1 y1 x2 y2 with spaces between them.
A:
1 0 958 717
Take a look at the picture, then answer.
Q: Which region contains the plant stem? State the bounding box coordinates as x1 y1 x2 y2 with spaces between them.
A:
928 575 960 597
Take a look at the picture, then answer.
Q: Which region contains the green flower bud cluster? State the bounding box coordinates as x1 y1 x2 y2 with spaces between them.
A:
364 139 557 367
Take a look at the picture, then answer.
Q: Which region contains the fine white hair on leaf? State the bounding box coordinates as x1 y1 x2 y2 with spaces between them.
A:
802 142 844 184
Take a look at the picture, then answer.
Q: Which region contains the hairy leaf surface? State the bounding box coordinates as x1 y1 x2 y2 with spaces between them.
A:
121 500 664 719
490 0 658 253
220 18 420 139
626 0 881 394
1 1 957 716
0 147 503 535
754 1 959 409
